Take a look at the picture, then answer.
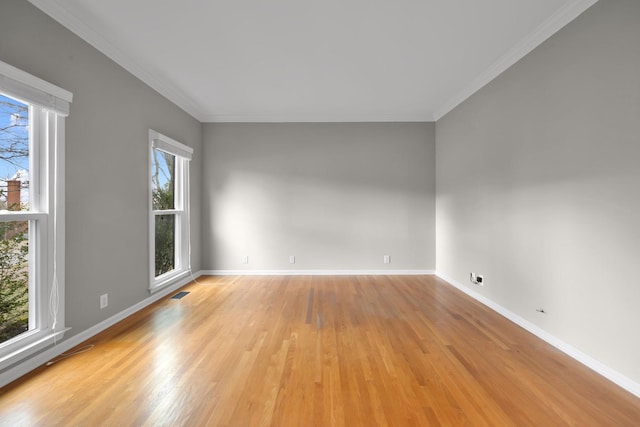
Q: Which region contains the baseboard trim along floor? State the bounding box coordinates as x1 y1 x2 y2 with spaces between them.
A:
0 271 203 388
436 271 640 399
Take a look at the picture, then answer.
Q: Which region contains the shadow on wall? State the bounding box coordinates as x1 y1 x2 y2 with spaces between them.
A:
203 122 435 270
210 169 433 270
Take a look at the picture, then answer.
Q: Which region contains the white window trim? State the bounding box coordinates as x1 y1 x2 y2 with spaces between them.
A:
0 60 71 370
148 130 192 293
0 61 71 116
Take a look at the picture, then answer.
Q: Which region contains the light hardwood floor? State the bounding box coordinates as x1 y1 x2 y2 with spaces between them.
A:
1 275 639 426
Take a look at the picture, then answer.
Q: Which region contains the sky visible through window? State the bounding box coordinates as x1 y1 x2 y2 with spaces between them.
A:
0 94 30 210
152 148 175 211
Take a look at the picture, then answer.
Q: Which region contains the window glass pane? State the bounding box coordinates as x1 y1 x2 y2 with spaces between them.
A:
0 94 30 211
0 220 30 344
155 214 175 277
151 148 175 210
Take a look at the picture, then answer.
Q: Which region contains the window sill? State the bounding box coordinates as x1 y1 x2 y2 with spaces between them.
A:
149 269 190 294
0 327 70 371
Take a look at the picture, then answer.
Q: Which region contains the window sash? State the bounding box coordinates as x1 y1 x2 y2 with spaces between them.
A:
155 210 181 272
0 96 46 354
152 209 183 215
0 212 47 221
0 218 39 346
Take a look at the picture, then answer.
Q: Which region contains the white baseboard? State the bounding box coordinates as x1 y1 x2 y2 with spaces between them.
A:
201 269 435 276
436 271 640 399
0 271 203 388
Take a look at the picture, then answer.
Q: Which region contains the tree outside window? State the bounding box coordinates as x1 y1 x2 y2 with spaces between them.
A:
0 94 29 344
152 148 176 276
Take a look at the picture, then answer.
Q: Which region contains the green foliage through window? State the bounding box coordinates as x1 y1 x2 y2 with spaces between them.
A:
0 222 29 343
155 214 175 276
152 148 177 276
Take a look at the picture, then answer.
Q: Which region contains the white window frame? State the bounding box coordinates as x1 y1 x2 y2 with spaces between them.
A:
149 129 192 292
0 60 71 370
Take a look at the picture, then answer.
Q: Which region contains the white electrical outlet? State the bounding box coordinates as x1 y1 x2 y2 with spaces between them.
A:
242 255 249 264
383 255 391 264
100 294 108 309
470 273 484 286
289 255 295 264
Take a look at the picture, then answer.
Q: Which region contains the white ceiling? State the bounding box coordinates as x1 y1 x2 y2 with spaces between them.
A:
29 0 597 122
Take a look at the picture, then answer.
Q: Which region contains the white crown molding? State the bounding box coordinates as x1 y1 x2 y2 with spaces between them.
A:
433 0 600 121
27 0 206 122
435 271 640 399
201 269 434 276
28 0 598 124
0 271 203 388
28 0 433 124
201 113 435 123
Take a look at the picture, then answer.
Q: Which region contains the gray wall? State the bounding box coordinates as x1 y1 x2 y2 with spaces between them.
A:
0 1 202 344
203 123 435 270
436 0 640 383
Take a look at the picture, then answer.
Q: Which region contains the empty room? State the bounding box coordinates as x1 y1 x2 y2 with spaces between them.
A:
1 0 639 425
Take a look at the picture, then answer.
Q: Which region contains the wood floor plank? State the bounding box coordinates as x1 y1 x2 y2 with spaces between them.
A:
1 275 639 426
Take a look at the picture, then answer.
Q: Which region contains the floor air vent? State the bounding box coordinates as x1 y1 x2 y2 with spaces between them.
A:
171 291 190 300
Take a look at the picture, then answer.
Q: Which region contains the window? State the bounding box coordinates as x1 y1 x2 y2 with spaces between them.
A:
0 60 71 369
149 130 192 291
